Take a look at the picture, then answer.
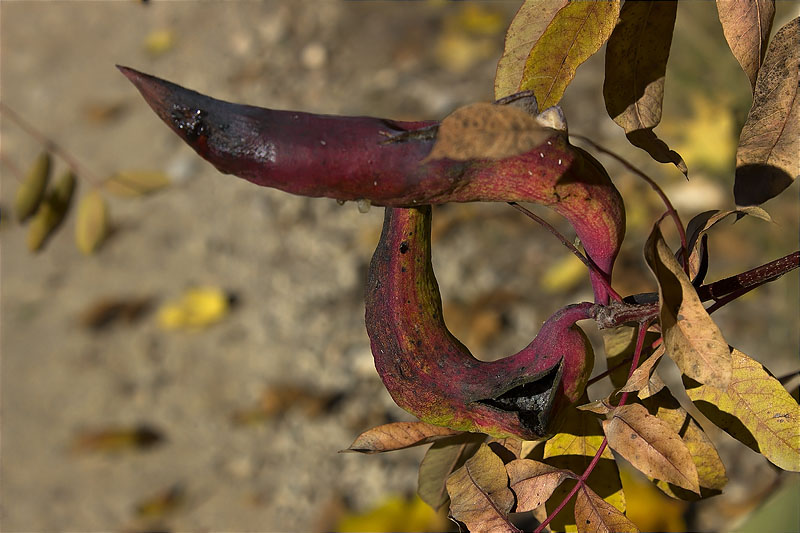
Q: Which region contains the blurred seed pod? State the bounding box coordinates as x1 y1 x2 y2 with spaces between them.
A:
27 170 76 252
75 189 110 254
14 151 51 222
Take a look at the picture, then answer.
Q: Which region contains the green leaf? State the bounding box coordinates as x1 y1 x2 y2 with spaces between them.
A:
75 190 109 255
446 444 519 532
684 348 800 471
494 0 568 99
603 403 700 494
644 224 732 388
603 1 687 175
344 422 462 454
14 151 51 222
716 0 775 91
734 17 799 206
519 0 621 110
417 433 484 510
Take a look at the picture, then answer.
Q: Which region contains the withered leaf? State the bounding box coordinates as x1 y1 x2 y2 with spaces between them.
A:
576 398 614 416
14 151 51 222
27 170 76 252
135 483 185 519
79 296 152 330
75 190 109 255
603 326 661 389
641 388 728 499
344 421 462 454
104 170 170 197
619 345 666 399
488 436 524 463
424 102 553 162
506 458 574 512
684 348 800 471
232 385 341 425
495 0 569 99
683 207 772 280
574 484 639 533
446 444 519 533
645 224 732 388
604 1 687 175
603 403 700 494
716 0 775 91
734 17 799 206
418 433 485 510
520 0 621 110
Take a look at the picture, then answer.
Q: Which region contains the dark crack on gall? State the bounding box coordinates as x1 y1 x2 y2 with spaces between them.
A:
399 241 409 254
476 361 563 437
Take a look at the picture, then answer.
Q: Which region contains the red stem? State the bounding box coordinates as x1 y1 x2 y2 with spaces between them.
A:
508 202 623 302
570 133 688 275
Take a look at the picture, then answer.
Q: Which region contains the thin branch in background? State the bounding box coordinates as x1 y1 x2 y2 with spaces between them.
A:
0 152 24 183
508 201 623 302
570 133 689 276
697 250 799 303
0 101 100 187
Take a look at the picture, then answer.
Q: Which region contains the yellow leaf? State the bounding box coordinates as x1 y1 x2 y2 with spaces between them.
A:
157 287 229 330
104 170 170 197
540 253 587 293
620 468 686 532
14 151 51 222
75 190 109 255
336 495 447 533
144 28 175 56
26 170 76 252
684 348 800 471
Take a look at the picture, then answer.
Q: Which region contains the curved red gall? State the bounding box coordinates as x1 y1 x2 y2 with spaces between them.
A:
119 66 625 304
366 206 594 440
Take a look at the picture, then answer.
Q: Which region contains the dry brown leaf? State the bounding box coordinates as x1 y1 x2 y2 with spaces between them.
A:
734 17 799 206
645 224 732 388
14 151 51 222
716 0 775 91
488 436 523 463
603 326 661 389
604 1 686 175
603 403 700 494
506 458 574 512
70 424 164 454
619 345 665 398
494 0 568 99
79 296 152 330
232 385 341 425
574 484 639 533
424 102 553 162
135 483 185 519
418 433 485 510
75 190 109 255
344 421 462 454
446 444 519 533
576 398 614 416
684 348 800 471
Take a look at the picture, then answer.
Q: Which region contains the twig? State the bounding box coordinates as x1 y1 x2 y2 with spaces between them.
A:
570 133 688 276
508 202 623 302
0 101 101 187
697 251 799 302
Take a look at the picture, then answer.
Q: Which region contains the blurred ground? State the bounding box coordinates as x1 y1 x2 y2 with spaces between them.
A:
1 2 797 532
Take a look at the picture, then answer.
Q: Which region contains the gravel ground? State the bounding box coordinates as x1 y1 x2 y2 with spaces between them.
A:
1 2 797 532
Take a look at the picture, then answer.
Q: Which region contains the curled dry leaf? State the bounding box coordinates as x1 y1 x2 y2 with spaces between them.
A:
734 17 799 206
79 296 152 330
14 151 51 222
446 444 519 533
345 421 462 454
27 170 76 252
619 345 666 398
75 190 109 255
716 0 775 91
423 103 552 162
576 398 614 416
683 206 772 280
488 436 524 463
684 348 800 471
104 170 170 197
506 458 575 512
574 483 639 533
519 0 621 110
603 1 687 175
603 403 700 494
418 433 485 510
645 224 731 388
641 388 727 499
603 326 661 389
494 0 568 99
